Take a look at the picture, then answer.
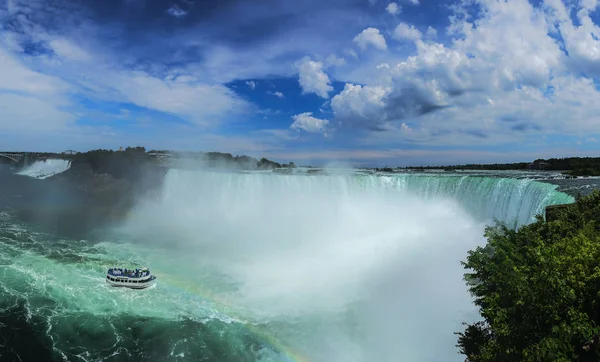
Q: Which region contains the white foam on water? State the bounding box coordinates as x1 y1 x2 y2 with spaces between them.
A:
119 169 574 362
0 169 576 362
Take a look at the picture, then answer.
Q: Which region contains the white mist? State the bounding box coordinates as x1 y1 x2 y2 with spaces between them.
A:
119 169 536 361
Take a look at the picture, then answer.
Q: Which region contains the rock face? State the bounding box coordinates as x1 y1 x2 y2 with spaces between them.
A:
545 203 575 222
16 149 167 239
18 148 286 239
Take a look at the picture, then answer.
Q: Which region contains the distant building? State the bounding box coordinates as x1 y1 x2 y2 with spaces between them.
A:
118 147 124 152
63 150 76 155
147 152 171 159
529 161 548 170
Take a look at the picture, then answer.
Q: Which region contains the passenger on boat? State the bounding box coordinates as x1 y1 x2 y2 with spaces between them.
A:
108 267 150 278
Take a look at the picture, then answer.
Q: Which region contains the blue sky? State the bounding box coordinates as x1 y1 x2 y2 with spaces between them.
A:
0 0 599 166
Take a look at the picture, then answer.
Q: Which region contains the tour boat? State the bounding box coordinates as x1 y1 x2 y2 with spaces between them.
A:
106 266 156 289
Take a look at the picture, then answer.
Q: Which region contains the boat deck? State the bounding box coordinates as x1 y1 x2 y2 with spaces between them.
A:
108 268 151 279
106 267 156 289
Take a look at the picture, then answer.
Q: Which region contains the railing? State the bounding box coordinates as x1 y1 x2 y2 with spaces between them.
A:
108 268 151 278
0 153 24 163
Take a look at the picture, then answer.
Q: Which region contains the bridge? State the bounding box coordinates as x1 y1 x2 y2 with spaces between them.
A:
0 152 29 165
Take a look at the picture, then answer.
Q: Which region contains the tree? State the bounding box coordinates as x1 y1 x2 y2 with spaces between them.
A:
457 190 600 361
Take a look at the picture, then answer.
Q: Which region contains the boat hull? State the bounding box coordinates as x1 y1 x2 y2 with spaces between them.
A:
106 280 154 289
106 275 156 289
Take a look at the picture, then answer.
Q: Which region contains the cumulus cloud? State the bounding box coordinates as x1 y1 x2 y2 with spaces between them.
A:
3 0 600 160
320 0 600 149
353 28 388 51
393 23 422 41
408 0 419 4
544 0 600 76
386 2 401 15
330 80 444 131
330 84 390 129
290 112 330 133
326 54 347 67
295 56 334 98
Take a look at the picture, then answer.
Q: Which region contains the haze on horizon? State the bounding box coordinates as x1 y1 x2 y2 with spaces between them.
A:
1 0 599 167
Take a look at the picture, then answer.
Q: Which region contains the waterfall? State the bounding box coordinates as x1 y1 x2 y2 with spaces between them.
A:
16 159 71 179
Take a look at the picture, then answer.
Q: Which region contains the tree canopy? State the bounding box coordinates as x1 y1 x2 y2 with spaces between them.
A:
457 190 600 361
401 157 600 176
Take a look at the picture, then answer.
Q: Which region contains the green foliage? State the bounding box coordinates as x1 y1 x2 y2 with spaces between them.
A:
257 157 281 169
402 157 600 173
70 148 285 175
406 162 531 171
564 169 600 177
536 157 600 173
457 190 600 361
71 147 148 179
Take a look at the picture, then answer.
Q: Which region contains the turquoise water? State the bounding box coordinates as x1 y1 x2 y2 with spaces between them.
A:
0 168 576 362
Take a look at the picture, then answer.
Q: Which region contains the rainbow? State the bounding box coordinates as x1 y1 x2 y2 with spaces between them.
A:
0 213 310 361
150 270 310 362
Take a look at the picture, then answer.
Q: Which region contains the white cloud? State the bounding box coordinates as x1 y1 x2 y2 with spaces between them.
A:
580 0 599 10
295 56 334 98
48 38 92 62
451 0 563 89
0 47 71 99
0 45 77 135
107 71 252 127
323 0 600 148
386 2 401 15
426 26 437 38
330 83 397 130
344 48 358 59
167 5 188 17
408 0 419 4
353 28 388 51
0 93 77 132
393 23 422 41
357 75 600 148
326 54 347 67
544 0 600 76
290 112 330 133
268 91 285 99
0 30 254 134
3 0 600 158
255 129 299 142
173 75 198 83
